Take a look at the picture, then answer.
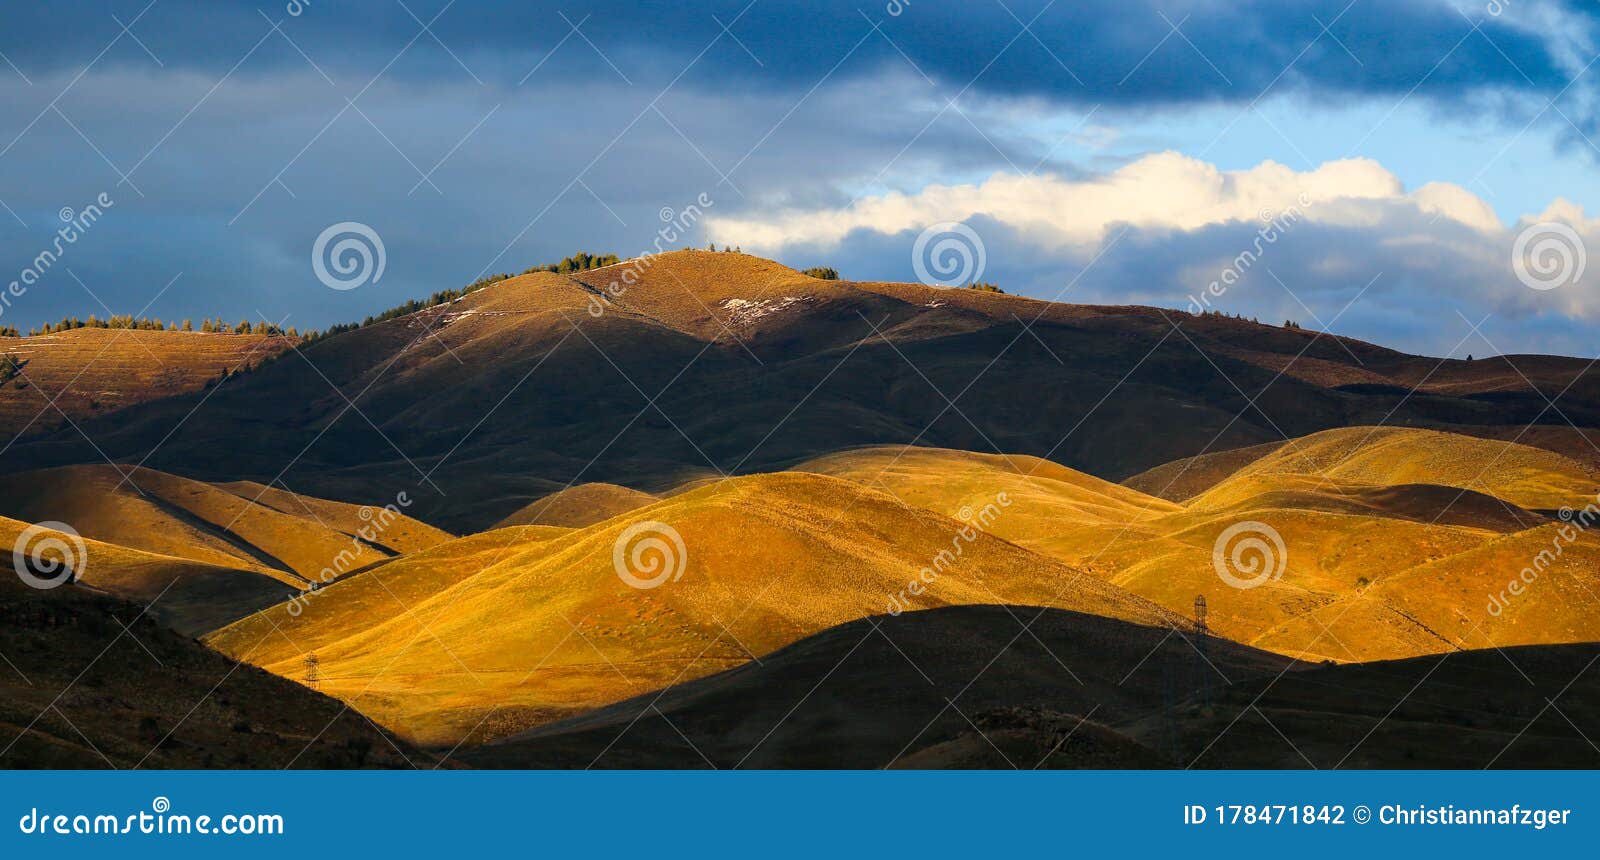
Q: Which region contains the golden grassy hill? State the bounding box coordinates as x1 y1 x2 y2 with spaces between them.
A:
0 328 295 438
1189 426 1597 513
211 523 573 671
1120 440 1288 502
1150 432 1594 659
1251 521 1600 660
801 432 1600 664
208 472 1177 746
0 514 293 635
212 479 453 554
796 445 1179 560
0 465 448 589
492 482 657 529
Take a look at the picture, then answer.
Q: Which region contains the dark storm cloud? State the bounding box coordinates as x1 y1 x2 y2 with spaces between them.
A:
0 0 1579 108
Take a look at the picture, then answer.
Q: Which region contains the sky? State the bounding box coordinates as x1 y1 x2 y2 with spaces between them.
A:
1 0 1599 356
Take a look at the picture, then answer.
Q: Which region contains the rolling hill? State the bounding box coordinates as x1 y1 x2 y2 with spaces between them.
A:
207 472 1178 746
1183 426 1597 514
492 482 658 529
0 514 292 635
0 465 451 580
798 429 1600 664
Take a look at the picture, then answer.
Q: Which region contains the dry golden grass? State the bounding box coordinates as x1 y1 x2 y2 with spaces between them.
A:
208 472 1175 746
794 431 1600 663
797 445 1178 558
0 328 294 438
202 426 1600 742
0 465 447 586
1190 427 1597 513
1121 440 1289 502
212 479 453 554
0 514 292 635
211 523 573 671
491 482 657 529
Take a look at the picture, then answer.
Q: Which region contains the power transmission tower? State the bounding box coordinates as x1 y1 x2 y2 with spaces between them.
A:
304 652 320 690
1193 595 1212 709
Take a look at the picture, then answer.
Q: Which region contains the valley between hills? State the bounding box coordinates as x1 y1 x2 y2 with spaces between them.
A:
2 251 1599 768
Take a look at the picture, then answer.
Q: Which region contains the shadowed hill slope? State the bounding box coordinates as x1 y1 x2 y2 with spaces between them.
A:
465 606 1288 769
467 606 1600 770
4 251 1600 532
0 574 414 769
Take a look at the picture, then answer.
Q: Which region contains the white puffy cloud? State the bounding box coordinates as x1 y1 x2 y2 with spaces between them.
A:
706 152 1508 253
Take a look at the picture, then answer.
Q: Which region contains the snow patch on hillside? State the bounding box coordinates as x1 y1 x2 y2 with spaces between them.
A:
719 296 812 325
